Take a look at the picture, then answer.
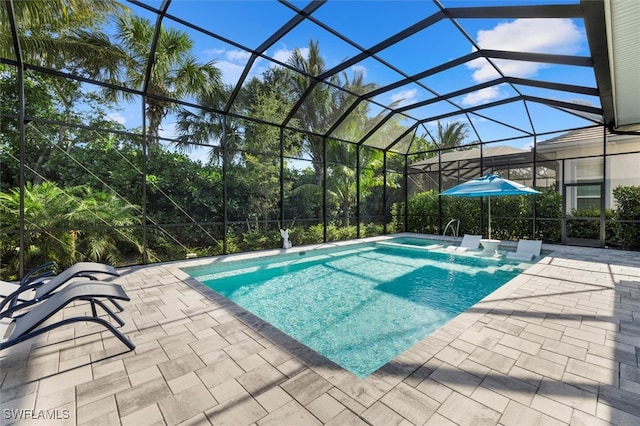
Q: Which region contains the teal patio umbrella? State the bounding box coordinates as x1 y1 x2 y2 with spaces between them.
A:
439 173 541 239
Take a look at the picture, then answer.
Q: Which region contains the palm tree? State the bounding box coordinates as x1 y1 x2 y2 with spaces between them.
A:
92 15 224 145
287 40 376 187
0 182 141 277
435 121 469 149
0 0 124 66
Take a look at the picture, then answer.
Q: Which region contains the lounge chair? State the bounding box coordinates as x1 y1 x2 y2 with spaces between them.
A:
3 261 121 317
506 239 542 261
1 281 135 351
446 234 482 252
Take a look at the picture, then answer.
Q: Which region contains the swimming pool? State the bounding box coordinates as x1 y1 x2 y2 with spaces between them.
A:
183 240 528 377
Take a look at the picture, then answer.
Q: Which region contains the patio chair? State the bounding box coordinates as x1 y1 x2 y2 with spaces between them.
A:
506 239 542 261
446 234 482 252
0 281 135 351
3 261 121 317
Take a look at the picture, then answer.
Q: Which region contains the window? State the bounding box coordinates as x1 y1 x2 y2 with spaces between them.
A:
575 162 603 211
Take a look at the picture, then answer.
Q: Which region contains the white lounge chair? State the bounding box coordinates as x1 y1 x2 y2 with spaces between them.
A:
446 234 482 252
506 239 542 261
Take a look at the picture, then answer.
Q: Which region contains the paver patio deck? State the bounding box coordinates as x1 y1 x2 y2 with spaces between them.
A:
2 233 640 425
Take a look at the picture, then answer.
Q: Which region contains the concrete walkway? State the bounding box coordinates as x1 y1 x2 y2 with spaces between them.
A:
2 235 640 425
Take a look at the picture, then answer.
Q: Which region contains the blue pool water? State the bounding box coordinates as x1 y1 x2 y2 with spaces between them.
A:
183 241 527 377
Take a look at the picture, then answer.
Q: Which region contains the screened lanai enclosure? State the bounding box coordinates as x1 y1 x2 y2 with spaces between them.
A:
2 0 640 278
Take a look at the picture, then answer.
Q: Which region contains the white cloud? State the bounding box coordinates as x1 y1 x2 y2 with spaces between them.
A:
203 48 226 57
467 18 583 82
461 86 504 106
351 65 367 78
271 47 309 65
224 49 251 62
216 60 247 86
390 88 418 107
107 112 126 125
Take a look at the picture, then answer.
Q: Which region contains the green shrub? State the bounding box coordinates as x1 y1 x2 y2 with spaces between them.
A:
613 186 640 250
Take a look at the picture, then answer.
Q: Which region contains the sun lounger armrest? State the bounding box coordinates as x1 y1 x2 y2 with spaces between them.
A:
0 282 46 318
20 261 57 286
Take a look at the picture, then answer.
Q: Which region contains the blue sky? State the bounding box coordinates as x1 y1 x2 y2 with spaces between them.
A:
107 0 600 153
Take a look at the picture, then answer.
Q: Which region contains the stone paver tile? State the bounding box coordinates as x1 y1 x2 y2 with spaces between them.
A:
480 372 537 406
621 377 640 394
585 352 617 369
129 365 163 387
327 388 367 415
58 339 103 363
498 334 541 356
237 363 287 397
438 392 501 425
205 394 267 425
486 318 525 335
177 413 211 426
256 399 321 426
597 401 640 426
468 347 515 374
158 383 216 425
224 339 266 363
524 323 564 340
1 392 37 419
379 382 439 426
501 400 566 425
124 347 169 374
306 393 345 423
37 365 92 397
77 395 117 424
167 371 202 395
515 352 565 380
120 403 165 426
429 364 483 396
276 358 306 378
199 349 229 366
530 394 573 423
563 326 606 345
565 358 616 385
157 330 197 351
570 409 611 426
92 359 126 379
536 348 569 367
0 382 38 404
76 369 130 407
434 345 468 366
196 356 244 389
598 383 640 418
403 364 437 388
34 386 75 412
457 329 499 349
537 379 597 415
254 385 294 413
361 401 405 426
209 379 246 404
237 353 268 372
259 346 293 367
164 344 196 360
324 409 368 426
425 412 457 426
415 377 453 403
280 369 333 405
470 386 509 413
79 411 120 426
158 352 205 382
116 377 172 417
